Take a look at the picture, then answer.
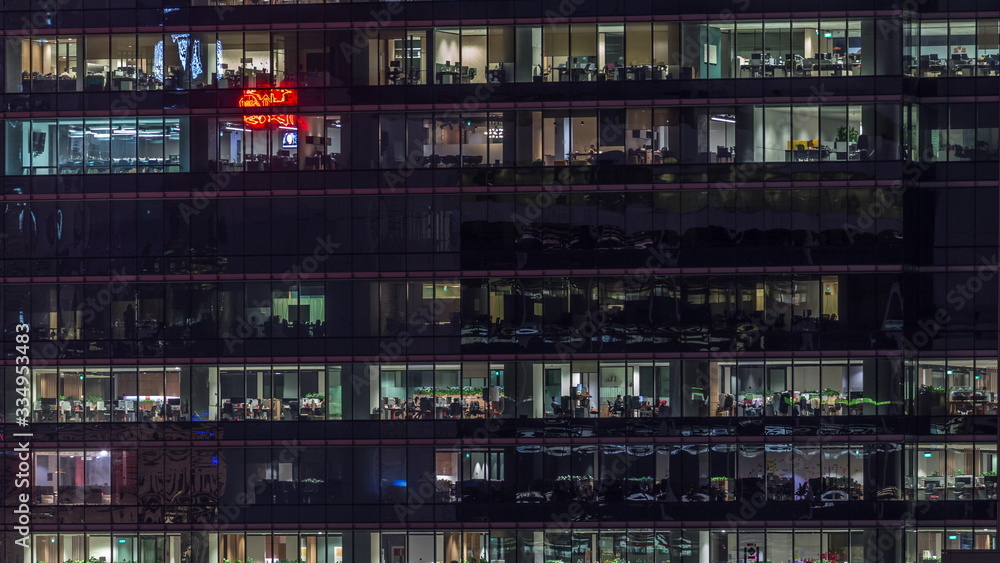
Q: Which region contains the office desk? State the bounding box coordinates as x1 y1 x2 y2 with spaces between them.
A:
486 69 506 83
437 70 461 84
785 149 830 162
741 64 776 77
811 62 849 76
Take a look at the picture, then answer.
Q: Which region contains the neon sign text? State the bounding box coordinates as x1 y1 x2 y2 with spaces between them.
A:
238 88 297 128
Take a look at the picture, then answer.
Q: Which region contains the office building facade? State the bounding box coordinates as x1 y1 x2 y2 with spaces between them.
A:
1 0 999 562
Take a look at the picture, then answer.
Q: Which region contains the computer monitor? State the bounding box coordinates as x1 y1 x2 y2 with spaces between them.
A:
924 478 943 489
167 398 181 407
955 475 974 486
952 54 964 61
281 131 297 149
930 54 939 60
31 131 46 154
230 397 246 406
41 397 58 407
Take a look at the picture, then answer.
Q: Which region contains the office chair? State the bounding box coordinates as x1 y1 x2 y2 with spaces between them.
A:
856 135 872 160
924 482 940 501
717 146 732 163
468 400 484 418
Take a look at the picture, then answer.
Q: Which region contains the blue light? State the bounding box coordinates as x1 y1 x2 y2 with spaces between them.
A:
211 456 219 466
153 41 164 82
393 480 407 487
191 39 204 79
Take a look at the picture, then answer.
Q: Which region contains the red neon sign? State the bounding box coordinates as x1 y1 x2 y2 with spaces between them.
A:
239 88 297 128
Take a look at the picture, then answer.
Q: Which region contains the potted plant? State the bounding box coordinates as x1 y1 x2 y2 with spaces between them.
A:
710 476 733 498
300 476 324 503
984 470 997 485
834 125 859 152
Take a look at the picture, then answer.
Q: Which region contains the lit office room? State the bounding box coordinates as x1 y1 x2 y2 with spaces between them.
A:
713 358 865 418
367 363 505 420
917 103 1000 162
912 443 998 501
913 359 997 416
32 449 112 505
6 116 187 175
5 35 81 92
431 28 487 84
912 19 1000 77
218 366 328 421
749 105 876 162
532 361 672 419
716 19 867 78
541 23 678 82
30 367 189 423
434 448 505 503
31 367 111 423
214 115 342 171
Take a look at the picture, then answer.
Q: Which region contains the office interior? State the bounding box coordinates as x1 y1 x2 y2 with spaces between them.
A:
10 102 1000 173
13 528 998 563
21 358 997 423
910 19 1000 76
7 117 186 175
17 18 1000 93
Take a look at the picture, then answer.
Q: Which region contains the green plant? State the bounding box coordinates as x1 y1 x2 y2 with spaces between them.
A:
87 395 103 404
983 471 997 477
301 477 324 483
821 388 841 398
835 125 859 143
556 474 594 481
710 476 731 482
304 393 325 401
918 385 946 394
